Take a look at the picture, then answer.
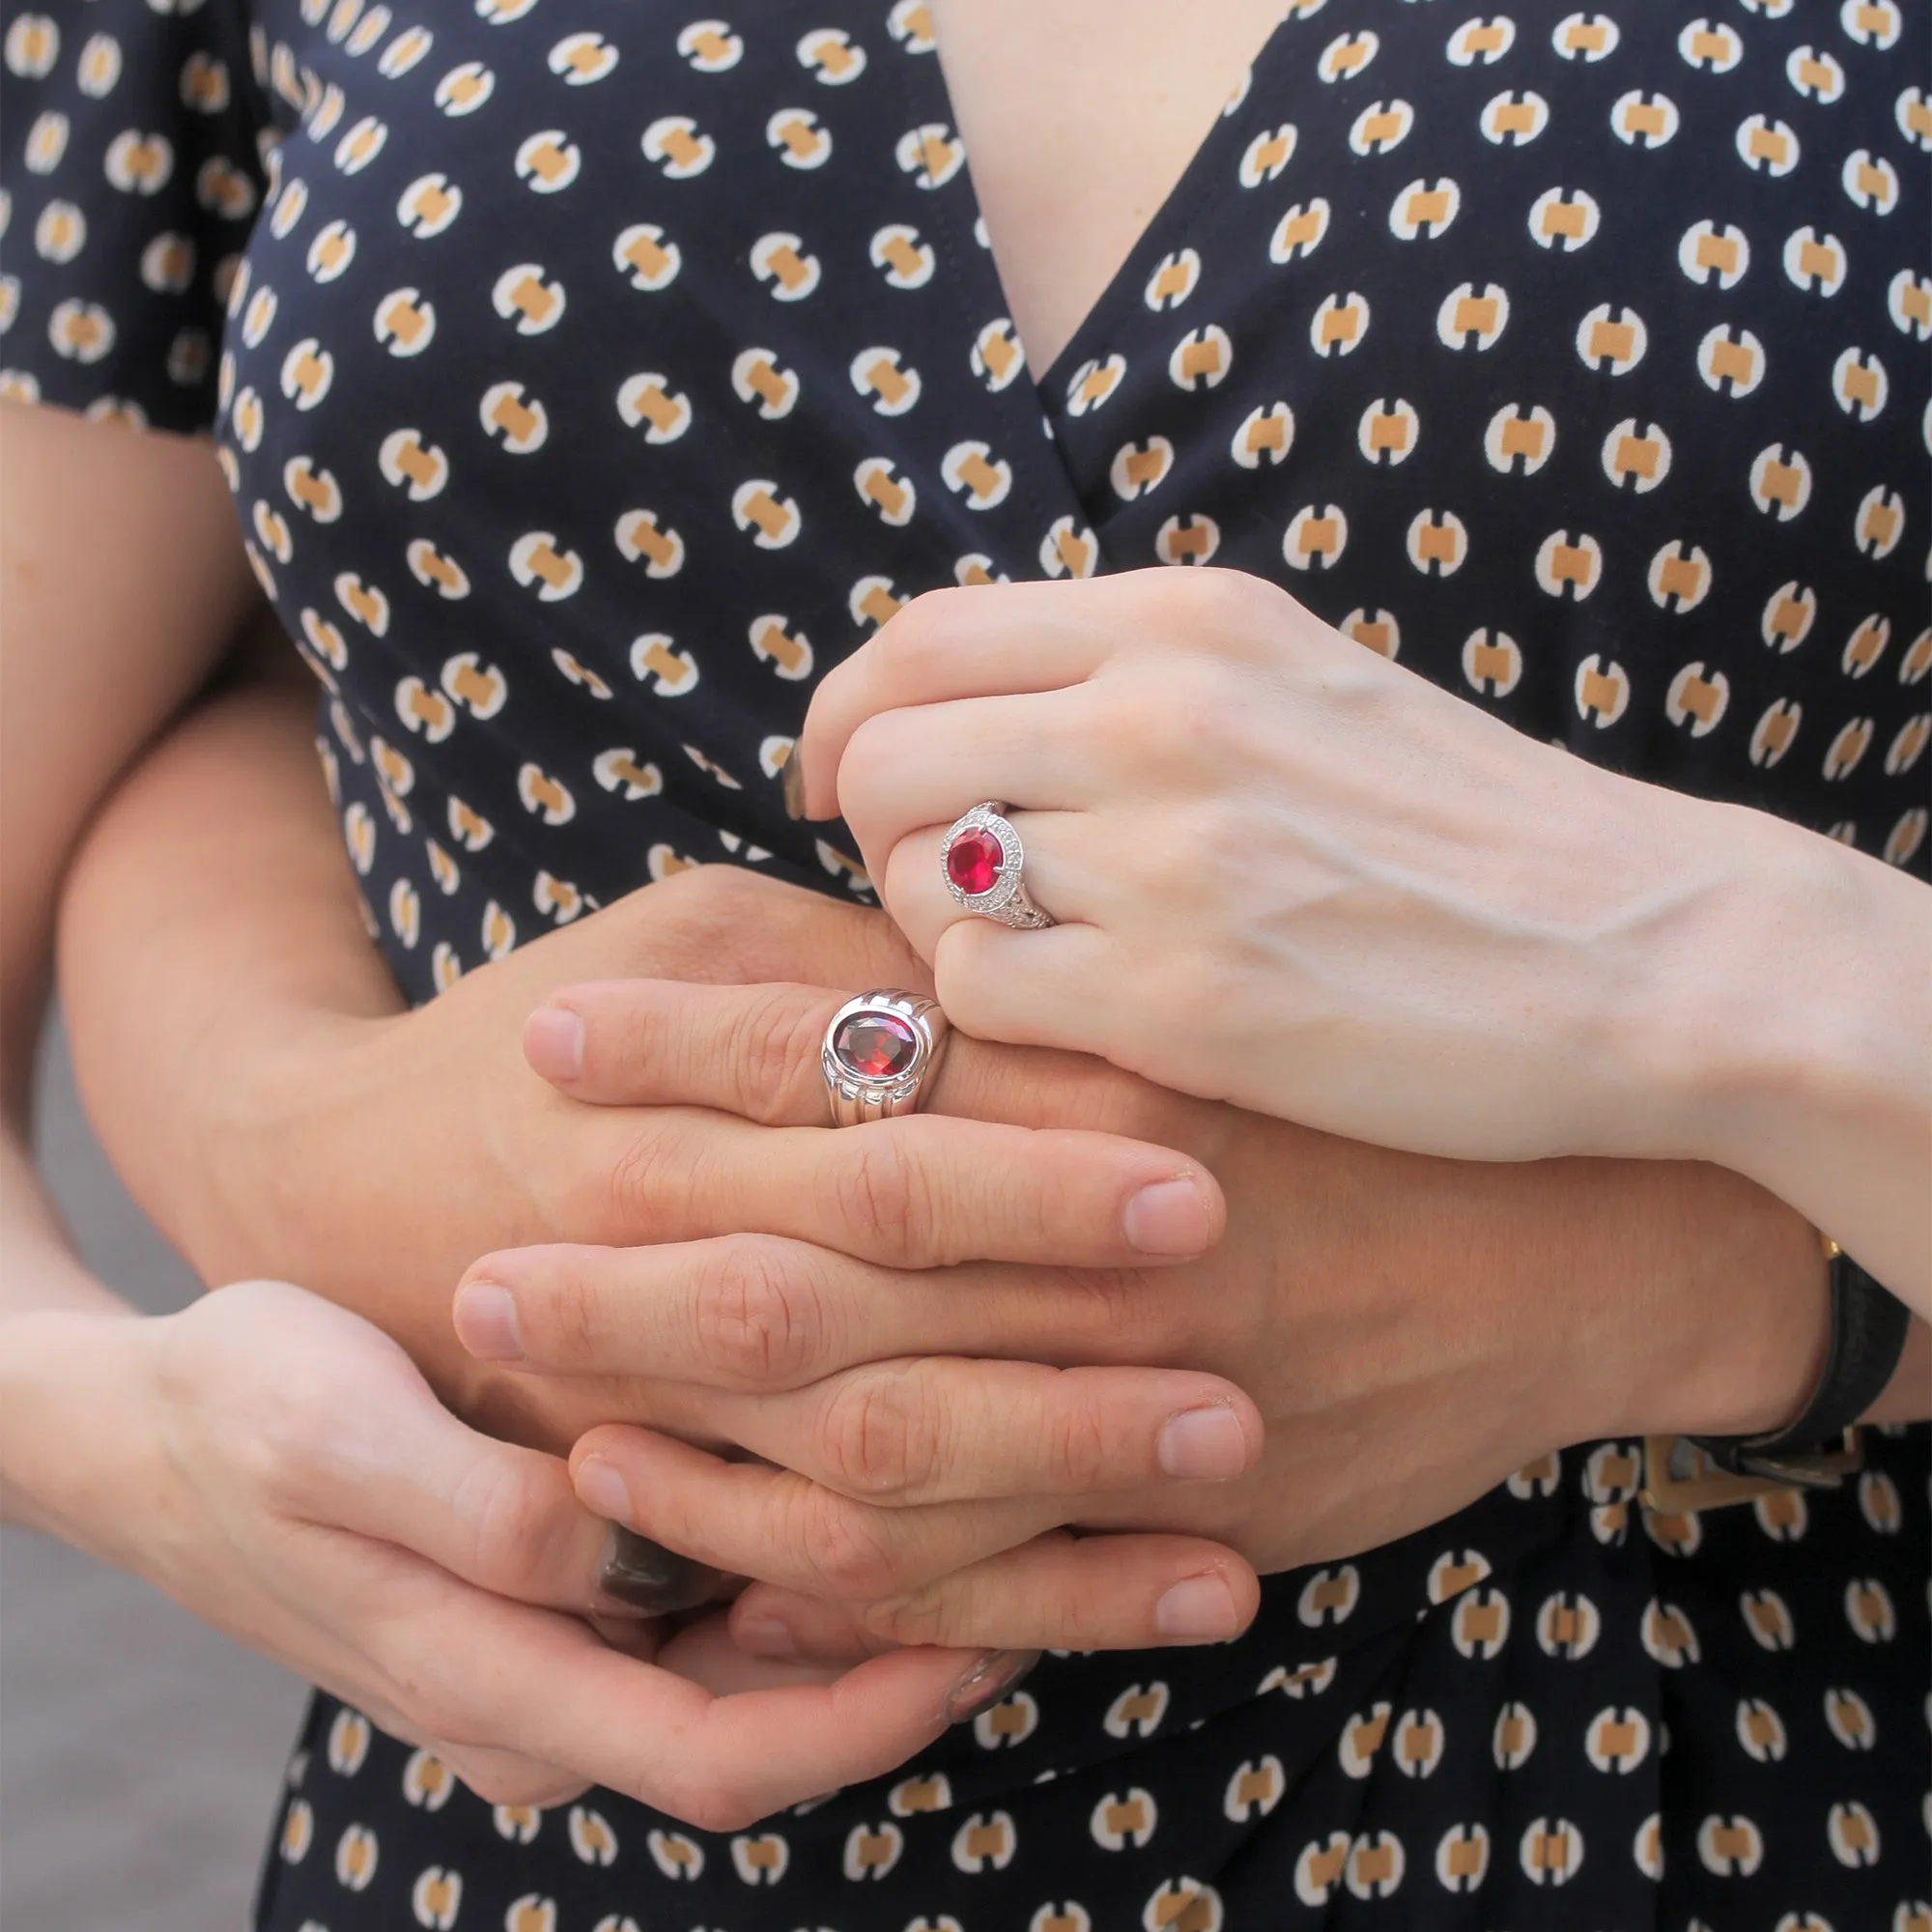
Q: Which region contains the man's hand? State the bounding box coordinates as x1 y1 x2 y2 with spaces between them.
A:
479 974 1837 1661
67 842 1224 1428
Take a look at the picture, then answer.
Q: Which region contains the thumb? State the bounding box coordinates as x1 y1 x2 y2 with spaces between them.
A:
311 1352 617 1613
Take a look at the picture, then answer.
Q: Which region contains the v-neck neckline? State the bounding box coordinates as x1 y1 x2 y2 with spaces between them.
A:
900 6 1301 412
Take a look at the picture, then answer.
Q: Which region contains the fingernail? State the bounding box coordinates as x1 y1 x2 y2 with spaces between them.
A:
781 746 809 820
594 1524 728 1616
576 1456 634 1523
1154 1575 1240 1642
733 1614 799 1660
942 1648 1042 1725
1157 1404 1249 1480
524 1005 583 1083
1122 1176 1213 1256
452 1281 524 1361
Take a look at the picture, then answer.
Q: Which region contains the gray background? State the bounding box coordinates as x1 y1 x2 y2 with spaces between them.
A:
2 1028 306 1932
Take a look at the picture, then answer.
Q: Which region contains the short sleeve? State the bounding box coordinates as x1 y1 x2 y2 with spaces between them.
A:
0 1 270 432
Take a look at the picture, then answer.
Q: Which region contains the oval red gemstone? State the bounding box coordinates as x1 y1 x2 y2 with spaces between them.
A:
945 826 1005 896
833 1011 919 1080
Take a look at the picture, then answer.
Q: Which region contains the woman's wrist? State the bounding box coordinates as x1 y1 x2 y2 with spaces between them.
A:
0 1302 159 1552
1634 803 1929 1301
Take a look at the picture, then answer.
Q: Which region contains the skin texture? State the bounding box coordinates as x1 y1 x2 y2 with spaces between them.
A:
799 570 1932 1313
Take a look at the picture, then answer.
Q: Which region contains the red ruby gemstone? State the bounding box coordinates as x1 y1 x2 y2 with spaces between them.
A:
834 1011 920 1080
946 826 1005 896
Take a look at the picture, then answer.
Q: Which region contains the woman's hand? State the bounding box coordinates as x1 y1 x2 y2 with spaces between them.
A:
497 977 1838 1662
801 569 1919 1165
799 569 1704 1157
0 1278 1027 1828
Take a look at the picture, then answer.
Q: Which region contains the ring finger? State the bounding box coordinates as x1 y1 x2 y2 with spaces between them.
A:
877 813 1110 959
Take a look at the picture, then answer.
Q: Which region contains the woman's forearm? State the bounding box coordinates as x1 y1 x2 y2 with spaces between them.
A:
0 1131 151 1536
0 400 270 1525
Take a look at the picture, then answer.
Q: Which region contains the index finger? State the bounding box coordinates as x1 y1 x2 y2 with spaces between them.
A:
496 1611 1019 1831
797 581 1113 818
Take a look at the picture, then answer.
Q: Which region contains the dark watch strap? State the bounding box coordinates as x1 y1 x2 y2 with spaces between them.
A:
1694 1244 1912 1487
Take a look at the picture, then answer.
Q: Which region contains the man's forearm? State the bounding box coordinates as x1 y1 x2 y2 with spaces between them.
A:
57 668 404 1289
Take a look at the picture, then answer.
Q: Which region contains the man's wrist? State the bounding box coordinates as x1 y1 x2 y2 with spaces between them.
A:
184 1005 391 1286
1587 1159 1831 1443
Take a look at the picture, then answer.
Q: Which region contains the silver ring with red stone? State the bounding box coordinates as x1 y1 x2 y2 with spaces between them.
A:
821 989 952 1128
941 802 1057 929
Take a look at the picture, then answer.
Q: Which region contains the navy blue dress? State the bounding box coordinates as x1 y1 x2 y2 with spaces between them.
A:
4 1 1926 1924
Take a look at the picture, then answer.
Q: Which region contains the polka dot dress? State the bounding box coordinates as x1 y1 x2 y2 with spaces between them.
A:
4 1 1926 1925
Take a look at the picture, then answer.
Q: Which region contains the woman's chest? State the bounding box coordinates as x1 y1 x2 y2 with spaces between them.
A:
219 0 1928 923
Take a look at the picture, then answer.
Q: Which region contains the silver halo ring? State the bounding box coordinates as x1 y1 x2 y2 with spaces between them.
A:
821 989 951 1128
941 802 1057 929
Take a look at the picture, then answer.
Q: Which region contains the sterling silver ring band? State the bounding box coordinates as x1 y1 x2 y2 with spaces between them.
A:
941 801 1057 929
820 989 951 1128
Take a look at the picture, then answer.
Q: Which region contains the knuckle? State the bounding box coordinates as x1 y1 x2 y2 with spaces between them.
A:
603 1116 688 1232
1030 1262 1161 1359
1097 1266 1191 1359
528 1259 603 1367
450 1756 581 1810
834 713 903 827
677 1780 764 1835
242 1379 343 1513
793 1483 904 1600
694 1236 823 1387
1195 562 1290 637
454 1458 554 1593
876 586 954 664
1155 667 1236 773
855 1583 949 1648
394 1679 473 1752
628 1747 776 1833
829 1131 925 1260
818 1368 941 1499
726 988 826 1124
1044 1382 1113 1487
662 860 758 923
